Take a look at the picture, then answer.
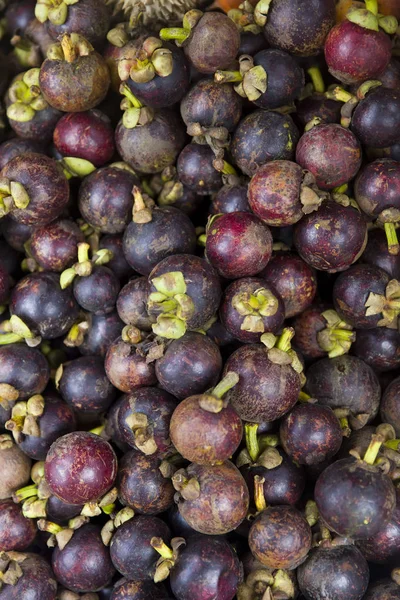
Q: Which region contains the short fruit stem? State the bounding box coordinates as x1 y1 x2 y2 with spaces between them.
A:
212 372 239 398
365 0 378 15
245 423 260 463
307 67 325 93
276 328 294 352
159 27 189 43
254 475 267 513
151 537 174 559
384 222 399 256
214 70 243 84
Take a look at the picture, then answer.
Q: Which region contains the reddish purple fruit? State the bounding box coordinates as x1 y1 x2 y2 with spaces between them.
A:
381 376 400 436
105 337 158 393
30 218 84 272
0 500 36 551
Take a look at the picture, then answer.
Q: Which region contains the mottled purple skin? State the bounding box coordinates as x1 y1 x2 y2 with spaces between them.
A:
117 449 175 514
170 394 242 465
1 153 69 226
115 110 187 175
148 255 222 330
333 264 389 329
357 489 400 565
223 344 301 422
295 124 362 190
252 49 304 109
181 78 242 132
379 59 400 91
46 495 83 523
105 337 157 393
78 166 139 234
0 440 31 500
0 264 10 305
297 545 369 600
206 319 237 348
249 506 311 569
260 252 317 318
6 103 62 143
104 396 131 453
184 12 240 74
0 346 45 404
15 394 76 461
123 206 197 276
352 88 400 149
363 580 400 600
220 277 285 343
205 212 273 279
263 0 335 56
294 201 367 272
30 218 84 272
0 500 36 551
117 278 153 332
170 535 241 600
59 356 116 414
381 376 400 436
45 432 117 504
109 516 171 581
211 184 250 214
53 110 114 166
177 461 249 535
296 94 342 128
0 554 57 600
52 524 115 593
11 271 79 339
353 327 400 373
39 51 110 113
239 31 268 56
100 234 134 280
118 387 176 455
315 458 396 539
155 332 221 399
231 110 299 177
355 159 400 219
243 447 305 507
80 311 124 357
128 44 190 109
305 355 381 424
111 578 168 600
248 160 304 226
280 403 342 466
177 143 222 195
0 139 45 170
73 266 121 315
325 21 391 85
5 0 36 34
46 0 110 48
1 217 34 252
361 228 400 280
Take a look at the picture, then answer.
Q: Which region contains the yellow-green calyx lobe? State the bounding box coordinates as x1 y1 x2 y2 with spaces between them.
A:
7 68 48 123
317 309 355 358
232 288 279 334
119 83 154 129
35 0 79 26
148 271 195 339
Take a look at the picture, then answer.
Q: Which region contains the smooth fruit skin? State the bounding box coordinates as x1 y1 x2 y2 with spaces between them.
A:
305 355 381 425
45 0 110 48
80 311 124 358
231 110 299 176
280 403 343 466
177 143 222 195
293 201 367 272
169 395 243 465
249 506 312 569
361 228 400 280
293 304 332 359
297 545 370 600
381 376 400 436
260 252 317 318
353 327 400 373
30 218 84 272
223 344 301 422
351 88 400 148
357 489 400 565
170 535 242 600
73 265 121 315
59 356 116 414
324 21 391 84
105 338 157 393
211 183 250 214
263 0 335 56
110 516 171 581
0 344 50 401
155 332 222 400
295 124 362 190
205 212 273 279
177 461 249 535
296 94 342 128
0 500 36 551
315 458 396 539
333 264 389 329
363 580 400 600
45 432 118 504
355 159 400 218
252 49 305 109
0 554 57 600
117 277 153 332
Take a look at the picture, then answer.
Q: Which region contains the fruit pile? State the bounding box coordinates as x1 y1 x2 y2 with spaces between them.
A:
0 0 400 599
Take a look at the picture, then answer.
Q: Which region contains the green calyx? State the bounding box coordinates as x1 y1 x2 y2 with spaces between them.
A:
35 0 79 26
119 83 154 129
101 507 135 546
125 37 173 84
365 278 400 328
0 384 19 411
228 1 262 34
232 287 279 334
47 33 94 63
81 487 118 518
159 9 203 46
5 395 45 441
0 176 30 217
132 186 155 223
198 372 239 413
38 515 88 550
215 55 267 103
10 35 42 70
151 537 186 583
64 319 90 348
148 271 194 340
254 0 273 26
0 315 41 347
60 242 113 289
260 327 304 373
317 310 355 358
238 568 296 600
60 157 96 180
347 8 379 31
363 424 396 465
107 23 130 48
